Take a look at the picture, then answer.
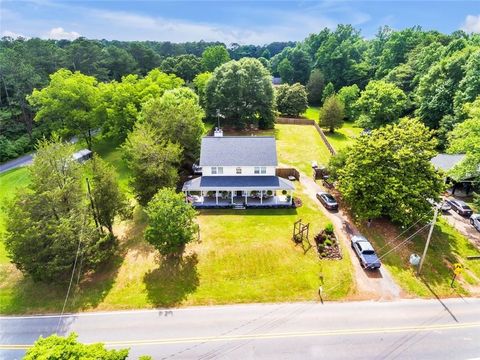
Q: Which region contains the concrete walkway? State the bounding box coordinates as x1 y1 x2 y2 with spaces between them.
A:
298 171 404 301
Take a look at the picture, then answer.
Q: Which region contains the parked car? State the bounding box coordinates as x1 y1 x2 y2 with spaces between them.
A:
470 214 480 232
446 199 473 217
316 191 338 210
351 235 381 270
427 198 451 212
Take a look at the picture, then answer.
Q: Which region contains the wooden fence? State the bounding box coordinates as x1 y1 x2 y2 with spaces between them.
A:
276 117 337 156
276 167 300 180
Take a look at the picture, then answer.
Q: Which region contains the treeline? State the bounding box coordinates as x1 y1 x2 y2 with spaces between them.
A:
0 37 293 161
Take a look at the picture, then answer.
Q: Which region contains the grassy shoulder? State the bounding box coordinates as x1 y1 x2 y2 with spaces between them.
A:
359 218 480 297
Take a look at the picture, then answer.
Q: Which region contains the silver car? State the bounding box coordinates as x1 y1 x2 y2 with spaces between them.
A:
470 214 480 232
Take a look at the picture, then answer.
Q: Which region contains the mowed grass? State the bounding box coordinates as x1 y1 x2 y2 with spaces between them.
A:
302 106 362 152
0 124 354 314
0 167 31 264
359 218 480 297
0 184 353 314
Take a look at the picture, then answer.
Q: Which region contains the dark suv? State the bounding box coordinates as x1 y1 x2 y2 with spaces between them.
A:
446 199 473 217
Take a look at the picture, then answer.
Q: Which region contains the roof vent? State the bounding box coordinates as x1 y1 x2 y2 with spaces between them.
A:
214 127 223 137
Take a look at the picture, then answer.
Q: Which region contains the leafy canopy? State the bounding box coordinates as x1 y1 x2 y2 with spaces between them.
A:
24 333 129 360
145 188 198 258
337 118 444 225
275 83 308 117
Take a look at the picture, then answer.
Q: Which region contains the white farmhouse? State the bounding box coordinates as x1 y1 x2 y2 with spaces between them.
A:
182 129 295 208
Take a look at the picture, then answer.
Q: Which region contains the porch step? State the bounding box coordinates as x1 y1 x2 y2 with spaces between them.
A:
233 204 246 210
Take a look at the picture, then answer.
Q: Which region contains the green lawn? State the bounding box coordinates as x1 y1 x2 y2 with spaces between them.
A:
359 218 480 297
302 106 362 152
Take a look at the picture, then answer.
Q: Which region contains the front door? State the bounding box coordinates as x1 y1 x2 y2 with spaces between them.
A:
236 190 243 197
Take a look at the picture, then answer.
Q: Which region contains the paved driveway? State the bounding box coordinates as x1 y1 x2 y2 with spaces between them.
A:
299 172 403 301
442 207 480 247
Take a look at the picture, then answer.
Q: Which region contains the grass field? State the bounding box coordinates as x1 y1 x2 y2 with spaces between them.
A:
0 124 354 314
302 106 362 152
359 218 480 297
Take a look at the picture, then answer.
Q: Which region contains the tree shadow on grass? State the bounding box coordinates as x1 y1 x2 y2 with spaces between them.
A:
144 253 199 308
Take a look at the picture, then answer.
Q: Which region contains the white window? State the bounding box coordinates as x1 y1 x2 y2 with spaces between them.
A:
236 167 242 174
254 167 260 174
211 167 217 174
254 166 267 174
218 167 223 174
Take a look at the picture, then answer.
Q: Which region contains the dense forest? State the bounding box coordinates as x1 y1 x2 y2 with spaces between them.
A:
1 25 480 163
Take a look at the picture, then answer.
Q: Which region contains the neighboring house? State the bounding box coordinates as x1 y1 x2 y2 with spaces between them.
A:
72 149 93 163
272 76 282 86
182 128 295 208
430 153 475 196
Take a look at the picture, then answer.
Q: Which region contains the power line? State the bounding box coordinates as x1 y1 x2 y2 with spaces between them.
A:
56 212 85 333
378 223 430 261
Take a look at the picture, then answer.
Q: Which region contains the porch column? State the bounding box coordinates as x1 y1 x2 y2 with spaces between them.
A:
201 191 205 204
260 190 263 205
216 190 219 205
244 190 248 205
289 190 293 205
275 190 278 204
231 190 234 204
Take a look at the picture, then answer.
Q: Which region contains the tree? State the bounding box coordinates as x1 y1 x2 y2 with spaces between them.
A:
278 58 294 84
453 49 480 119
65 38 108 81
354 80 407 128
128 42 161 75
144 188 198 258
319 95 345 133
28 69 104 149
123 122 182 206
205 58 275 129
275 83 308 117
24 333 129 360
314 25 366 88
88 155 131 235
448 96 480 182
321 82 335 104
337 118 444 225
193 71 212 109
202 45 230 72
288 47 311 84
337 84 360 120
100 70 183 141
138 88 205 163
306 69 325 105
102 45 137 81
160 54 203 82
4 137 113 283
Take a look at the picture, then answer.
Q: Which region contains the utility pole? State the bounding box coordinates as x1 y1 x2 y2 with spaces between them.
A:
417 204 440 275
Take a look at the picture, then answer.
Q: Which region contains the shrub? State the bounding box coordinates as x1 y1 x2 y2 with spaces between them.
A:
325 223 334 234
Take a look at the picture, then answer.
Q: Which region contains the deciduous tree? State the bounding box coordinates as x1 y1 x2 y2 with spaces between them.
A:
337 118 444 225
275 83 308 117
306 69 324 105
201 45 230 72
24 333 129 360
355 80 407 128
205 58 275 129
145 188 198 258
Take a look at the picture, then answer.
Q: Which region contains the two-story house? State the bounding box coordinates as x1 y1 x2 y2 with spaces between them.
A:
182 128 295 208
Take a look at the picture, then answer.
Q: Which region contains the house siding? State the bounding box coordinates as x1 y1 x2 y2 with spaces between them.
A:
203 166 276 176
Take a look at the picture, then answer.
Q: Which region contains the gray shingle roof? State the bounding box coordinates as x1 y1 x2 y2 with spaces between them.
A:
182 176 294 191
199 136 277 166
430 154 465 172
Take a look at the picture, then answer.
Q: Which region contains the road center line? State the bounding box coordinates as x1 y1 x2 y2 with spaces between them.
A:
1 321 479 350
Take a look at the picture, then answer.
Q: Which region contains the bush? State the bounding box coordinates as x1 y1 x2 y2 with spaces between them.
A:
324 223 334 235
324 239 333 247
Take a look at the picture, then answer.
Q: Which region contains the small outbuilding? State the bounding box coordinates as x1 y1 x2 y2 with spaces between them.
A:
72 149 93 163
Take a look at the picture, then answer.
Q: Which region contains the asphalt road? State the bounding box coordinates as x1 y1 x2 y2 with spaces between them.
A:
1 299 480 359
0 153 33 174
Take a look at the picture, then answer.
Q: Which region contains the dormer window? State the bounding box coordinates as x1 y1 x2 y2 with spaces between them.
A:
236 167 242 174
